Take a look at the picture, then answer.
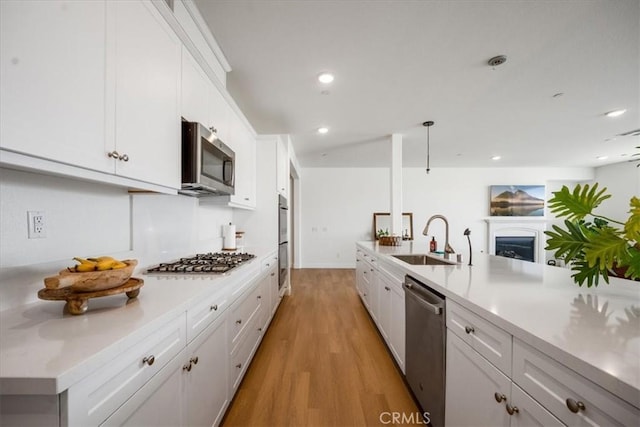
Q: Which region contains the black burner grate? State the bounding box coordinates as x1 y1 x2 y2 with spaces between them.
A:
146 252 256 274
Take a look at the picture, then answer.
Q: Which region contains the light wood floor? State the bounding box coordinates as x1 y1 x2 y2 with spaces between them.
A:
221 269 421 427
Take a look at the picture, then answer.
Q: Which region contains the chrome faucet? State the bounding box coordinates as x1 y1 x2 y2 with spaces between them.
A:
423 214 455 254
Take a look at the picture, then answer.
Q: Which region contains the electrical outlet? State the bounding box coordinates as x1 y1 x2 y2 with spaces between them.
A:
27 211 46 239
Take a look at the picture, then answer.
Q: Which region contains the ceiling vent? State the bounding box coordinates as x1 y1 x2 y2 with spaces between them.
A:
618 128 640 137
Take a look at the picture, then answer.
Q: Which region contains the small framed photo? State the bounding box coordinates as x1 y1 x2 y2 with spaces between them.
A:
490 185 545 217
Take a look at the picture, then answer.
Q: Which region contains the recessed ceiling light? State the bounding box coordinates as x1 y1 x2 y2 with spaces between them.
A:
491 155 501 161
317 127 329 134
596 155 608 160
318 73 334 84
605 109 626 118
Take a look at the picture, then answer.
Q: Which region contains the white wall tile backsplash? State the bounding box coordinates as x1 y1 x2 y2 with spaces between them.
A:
0 168 233 310
0 168 130 268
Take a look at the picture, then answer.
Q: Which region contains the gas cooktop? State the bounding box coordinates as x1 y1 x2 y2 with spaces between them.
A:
146 252 255 274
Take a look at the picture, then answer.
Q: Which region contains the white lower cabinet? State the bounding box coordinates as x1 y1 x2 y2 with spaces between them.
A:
183 314 228 427
512 339 640 427
101 347 186 427
355 249 406 373
445 332 562 427
377 267 406 372
103 313 229 427
67 314 187 426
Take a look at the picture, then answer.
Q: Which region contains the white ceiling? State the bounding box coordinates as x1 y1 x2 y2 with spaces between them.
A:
194 0 639 168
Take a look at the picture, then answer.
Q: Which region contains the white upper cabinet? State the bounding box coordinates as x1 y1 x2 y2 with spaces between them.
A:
181 49 211 126
181 48 231 142
110 0 181 189
227 112 256 209
0 0 110 172
208 83 231 143
0 0 181 191
276 136 290 197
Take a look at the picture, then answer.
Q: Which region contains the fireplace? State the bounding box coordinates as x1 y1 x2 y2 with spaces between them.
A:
485 218 547 264
495 236 535 262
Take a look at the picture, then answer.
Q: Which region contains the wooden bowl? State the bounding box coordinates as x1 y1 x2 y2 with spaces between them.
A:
44 260 138 292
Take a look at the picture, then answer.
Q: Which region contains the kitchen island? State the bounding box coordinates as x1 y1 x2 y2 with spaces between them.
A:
357 240 639 425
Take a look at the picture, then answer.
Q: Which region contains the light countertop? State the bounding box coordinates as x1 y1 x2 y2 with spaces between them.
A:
0 248 274 395
357 241 640 409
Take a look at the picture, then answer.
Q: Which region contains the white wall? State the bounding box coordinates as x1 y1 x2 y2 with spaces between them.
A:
591 161 640 222
299 166 596 268
301 168 390 268
0 168 232 310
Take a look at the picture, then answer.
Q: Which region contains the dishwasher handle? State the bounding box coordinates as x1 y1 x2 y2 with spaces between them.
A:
403 282 443 315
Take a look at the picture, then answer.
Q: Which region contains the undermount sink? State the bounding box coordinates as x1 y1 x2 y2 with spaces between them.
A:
392 254 454 266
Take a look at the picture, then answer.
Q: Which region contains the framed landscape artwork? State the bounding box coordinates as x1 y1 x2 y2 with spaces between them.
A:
490 185 545 217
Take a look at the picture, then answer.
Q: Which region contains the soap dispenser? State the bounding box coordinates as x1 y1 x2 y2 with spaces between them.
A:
430 236 437 252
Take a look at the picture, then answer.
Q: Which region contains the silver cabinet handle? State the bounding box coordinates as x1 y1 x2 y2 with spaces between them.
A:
506 404 519 415
108 150 120 159
119 153 129 162
257 295 262 299
235 363 242 369
142 355 155 366
210 304 218 311
271 273 275 276
236 319 242 324
494 392 506 403
258 327 263 332
465 326 475 334
566 398 586 413
190 356 199 365
384 286 390 291
183 363 192 372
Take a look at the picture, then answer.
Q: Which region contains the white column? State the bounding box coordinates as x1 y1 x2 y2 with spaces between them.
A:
390 133 403 236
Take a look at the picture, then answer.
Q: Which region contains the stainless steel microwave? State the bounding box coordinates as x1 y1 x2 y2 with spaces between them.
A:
180 121 235 197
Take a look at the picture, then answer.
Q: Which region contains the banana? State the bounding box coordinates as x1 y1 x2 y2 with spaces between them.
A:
87 256 115 262
111 261 127 269
73 257 97 272
96 259 118 271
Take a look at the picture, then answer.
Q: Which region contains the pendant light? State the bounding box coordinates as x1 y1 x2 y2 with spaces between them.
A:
423 121 434 174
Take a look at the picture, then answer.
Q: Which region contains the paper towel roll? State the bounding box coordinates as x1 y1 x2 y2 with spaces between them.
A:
223 224 236 250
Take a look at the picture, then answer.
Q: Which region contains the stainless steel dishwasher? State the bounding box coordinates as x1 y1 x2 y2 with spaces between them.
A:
403 275 446 427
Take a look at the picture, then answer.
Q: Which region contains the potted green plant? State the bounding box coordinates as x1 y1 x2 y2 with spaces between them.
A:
544 183 639 287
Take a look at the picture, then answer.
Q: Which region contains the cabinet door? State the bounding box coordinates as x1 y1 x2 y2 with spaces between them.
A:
269 263 280 317
377 273 392 342
101 348 186 427
445 332 510 427
184 315 229 427
111 0 181 189
228 113 256 208
276 136 289 196
209 84 230 142
388 278 405 372
181 48 211 126
509 384 564 427
0 0 110 172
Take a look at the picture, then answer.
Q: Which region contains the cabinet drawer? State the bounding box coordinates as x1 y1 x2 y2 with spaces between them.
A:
261 256 277 271
67 314 187 426
228 281 262 351
229 313 262 392
513 339 639 426
446 299 512 376
186 290 228 342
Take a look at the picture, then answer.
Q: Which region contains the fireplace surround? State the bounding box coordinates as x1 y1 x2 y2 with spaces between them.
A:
485 218 547 263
